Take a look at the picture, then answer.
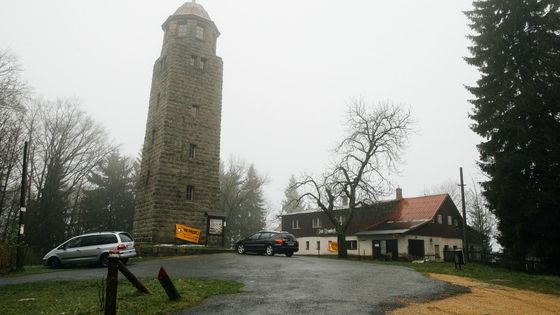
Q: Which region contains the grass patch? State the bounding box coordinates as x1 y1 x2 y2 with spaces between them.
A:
362 259 560 296
0 277 243 314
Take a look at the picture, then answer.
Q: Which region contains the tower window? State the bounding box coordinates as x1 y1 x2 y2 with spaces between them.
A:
195 26 205 40
189 144 197 159
177 23 187 37
145 170 150 185
191 105 199 119
199 58 206 70
156 93 160 108
151 128 156 145
189 55 196 67
186 185 194 201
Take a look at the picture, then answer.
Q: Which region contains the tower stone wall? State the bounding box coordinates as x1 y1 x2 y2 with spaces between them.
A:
133 2 222 243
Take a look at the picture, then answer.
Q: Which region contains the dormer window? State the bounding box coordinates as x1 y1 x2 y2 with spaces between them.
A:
177 23 188 37
312 217 321 228
292 219 299 229
195 25 205 40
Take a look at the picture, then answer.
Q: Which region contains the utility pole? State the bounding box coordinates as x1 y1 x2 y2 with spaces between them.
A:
16 141 29 271
459 167 468 262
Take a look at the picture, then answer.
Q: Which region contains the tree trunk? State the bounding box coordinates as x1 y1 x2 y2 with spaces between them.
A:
337 232 347 258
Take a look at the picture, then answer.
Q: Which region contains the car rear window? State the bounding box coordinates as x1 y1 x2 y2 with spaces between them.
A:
276 233 295 240
119 233 133 243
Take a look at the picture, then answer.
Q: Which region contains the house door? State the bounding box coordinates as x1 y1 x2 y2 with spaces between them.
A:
408 239 425 259
372 240 398 260
434 244 440 259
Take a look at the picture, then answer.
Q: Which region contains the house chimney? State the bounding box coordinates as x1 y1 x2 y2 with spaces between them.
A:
396 187 403 200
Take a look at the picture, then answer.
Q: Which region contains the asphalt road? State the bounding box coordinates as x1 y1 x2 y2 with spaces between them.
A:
0 253 459 314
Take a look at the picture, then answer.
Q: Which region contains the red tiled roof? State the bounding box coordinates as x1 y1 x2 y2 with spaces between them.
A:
390 194 447 221
357 194 449 235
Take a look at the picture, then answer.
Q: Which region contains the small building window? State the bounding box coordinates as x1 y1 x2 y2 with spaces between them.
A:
189 144 197 159
312 217 321 228
448 216 452 225
198 58 206 70
316 241 320 250
189 55 196 67
177 23 187 37
191 105 199 119
454 219 458 226
437 214 442 224
305 241 309 250
186 185 194 201
291 219 299 229
195 25 204 40
346 240 358 250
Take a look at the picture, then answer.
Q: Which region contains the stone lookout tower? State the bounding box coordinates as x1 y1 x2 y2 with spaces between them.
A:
133 1 223 243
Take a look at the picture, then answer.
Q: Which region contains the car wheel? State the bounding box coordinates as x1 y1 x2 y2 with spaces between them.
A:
100 253 109 267
120 258 129 264
285 251 293 257
237 244 245 254
47 257 62 269
265 245 274 256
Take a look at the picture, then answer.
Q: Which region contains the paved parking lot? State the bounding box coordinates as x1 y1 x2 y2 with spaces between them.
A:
0 253 458 314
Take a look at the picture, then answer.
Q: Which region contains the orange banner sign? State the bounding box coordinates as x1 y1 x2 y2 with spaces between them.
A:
328 241 338 252
175 224 201 243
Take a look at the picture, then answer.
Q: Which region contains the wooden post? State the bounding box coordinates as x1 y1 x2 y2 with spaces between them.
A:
117 260 150 294
459 167 468 262
15 141 29 271
104 256 119 315
158 267 181 300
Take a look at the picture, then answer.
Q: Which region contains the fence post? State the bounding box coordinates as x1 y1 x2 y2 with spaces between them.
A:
104 255 119 315
158 267 181 300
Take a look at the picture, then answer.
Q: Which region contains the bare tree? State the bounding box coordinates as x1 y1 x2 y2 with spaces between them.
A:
26 99 115 252
467 180 495 255
0 49 28 110
297 99 413 257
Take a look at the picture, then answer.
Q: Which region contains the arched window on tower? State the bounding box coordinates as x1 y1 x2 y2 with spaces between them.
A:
195 25 205 40
177 22 188 37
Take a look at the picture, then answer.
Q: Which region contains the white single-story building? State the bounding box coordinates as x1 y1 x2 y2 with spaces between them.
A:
282 189 466 260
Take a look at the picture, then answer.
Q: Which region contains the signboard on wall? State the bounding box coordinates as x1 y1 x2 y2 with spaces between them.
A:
208 218 223 235
175 224 201 243
328 241 338 252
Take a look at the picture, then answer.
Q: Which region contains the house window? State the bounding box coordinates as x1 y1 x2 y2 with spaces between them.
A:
198 58 206 70
189 144 197 159
195 25 204 40
312 217 321 228
186 185 194 201
291 219 299 229
305 241 309 250
177 23 187 37
189 55 196 67
316 241 320 250
346 240 357 250
437 214 442 224
454 219 458 226
448 216 452 225
191 105 199 119
338 215 345 225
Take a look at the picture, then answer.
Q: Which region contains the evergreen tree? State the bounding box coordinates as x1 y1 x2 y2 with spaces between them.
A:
80 152 135 233
281 175 305 214
466 1 560 262
220 159 268 246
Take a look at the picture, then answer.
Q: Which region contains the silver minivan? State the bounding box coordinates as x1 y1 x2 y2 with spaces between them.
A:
42 231 136 268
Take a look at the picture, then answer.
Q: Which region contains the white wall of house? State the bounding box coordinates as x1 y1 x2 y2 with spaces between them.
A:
295 236 360 256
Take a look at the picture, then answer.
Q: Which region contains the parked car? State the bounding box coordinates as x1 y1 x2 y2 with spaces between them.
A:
42 231 136 268
235 231 298 257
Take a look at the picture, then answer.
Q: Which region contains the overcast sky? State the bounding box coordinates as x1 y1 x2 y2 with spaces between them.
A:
0 0 482 211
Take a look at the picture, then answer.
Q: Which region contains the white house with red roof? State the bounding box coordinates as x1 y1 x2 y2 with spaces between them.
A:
281 189 465 260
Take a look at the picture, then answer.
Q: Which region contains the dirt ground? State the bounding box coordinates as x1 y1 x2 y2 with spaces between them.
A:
391 273 560 315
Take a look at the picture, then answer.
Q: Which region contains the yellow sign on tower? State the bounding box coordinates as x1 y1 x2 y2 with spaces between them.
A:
175 224 201 243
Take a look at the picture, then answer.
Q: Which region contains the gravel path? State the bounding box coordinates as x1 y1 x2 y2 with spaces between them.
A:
0 253 457 314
